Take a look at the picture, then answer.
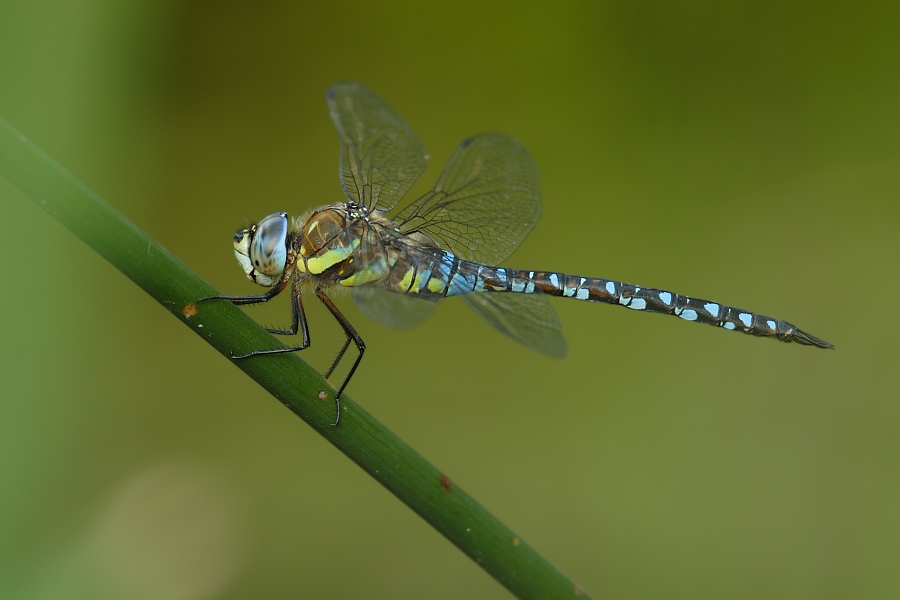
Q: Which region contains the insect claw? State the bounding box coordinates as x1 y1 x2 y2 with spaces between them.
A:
330 396 341 426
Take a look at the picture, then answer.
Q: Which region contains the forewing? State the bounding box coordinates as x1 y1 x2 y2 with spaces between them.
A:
352 288 439 330
394 134 541 266
327 82 428 212
462 293 567 358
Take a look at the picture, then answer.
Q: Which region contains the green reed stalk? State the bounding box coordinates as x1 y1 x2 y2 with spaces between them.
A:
0 116 591 600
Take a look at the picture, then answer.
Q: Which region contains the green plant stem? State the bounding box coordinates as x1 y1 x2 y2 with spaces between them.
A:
0 116 591 600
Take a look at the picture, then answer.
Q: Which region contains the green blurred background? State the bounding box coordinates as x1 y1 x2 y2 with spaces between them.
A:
1 2 897 598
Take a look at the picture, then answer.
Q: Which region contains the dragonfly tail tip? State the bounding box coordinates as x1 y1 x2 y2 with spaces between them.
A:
793 328 834 349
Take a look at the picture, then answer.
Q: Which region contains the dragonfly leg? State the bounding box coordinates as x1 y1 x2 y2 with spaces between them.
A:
204 278 310 363
325 337 352 379
227 285 311 358
197 276 289 306
264 283 309 340
316 287 365 427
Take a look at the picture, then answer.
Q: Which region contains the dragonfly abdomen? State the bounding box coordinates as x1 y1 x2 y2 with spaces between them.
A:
444 261 832 348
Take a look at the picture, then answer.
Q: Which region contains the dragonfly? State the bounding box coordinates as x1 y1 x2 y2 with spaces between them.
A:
199 82 832 425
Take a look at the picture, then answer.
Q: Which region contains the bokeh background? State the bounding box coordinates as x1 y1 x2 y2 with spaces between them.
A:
1 2 898 598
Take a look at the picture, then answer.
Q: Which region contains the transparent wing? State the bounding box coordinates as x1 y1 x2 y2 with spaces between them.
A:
327 82 428 213
352 288 439 330
394 134 541 266
462 293 567 358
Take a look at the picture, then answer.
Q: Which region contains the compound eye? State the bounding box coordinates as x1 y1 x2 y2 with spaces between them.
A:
249 213 289 276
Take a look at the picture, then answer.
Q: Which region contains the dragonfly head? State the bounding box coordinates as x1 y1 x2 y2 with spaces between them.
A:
233 212 289 287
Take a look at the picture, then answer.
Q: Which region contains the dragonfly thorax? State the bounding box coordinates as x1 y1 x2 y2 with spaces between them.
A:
294 205 393 287
297 206 350 261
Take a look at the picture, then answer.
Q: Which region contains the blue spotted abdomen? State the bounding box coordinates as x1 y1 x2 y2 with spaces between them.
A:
442 261 832 348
